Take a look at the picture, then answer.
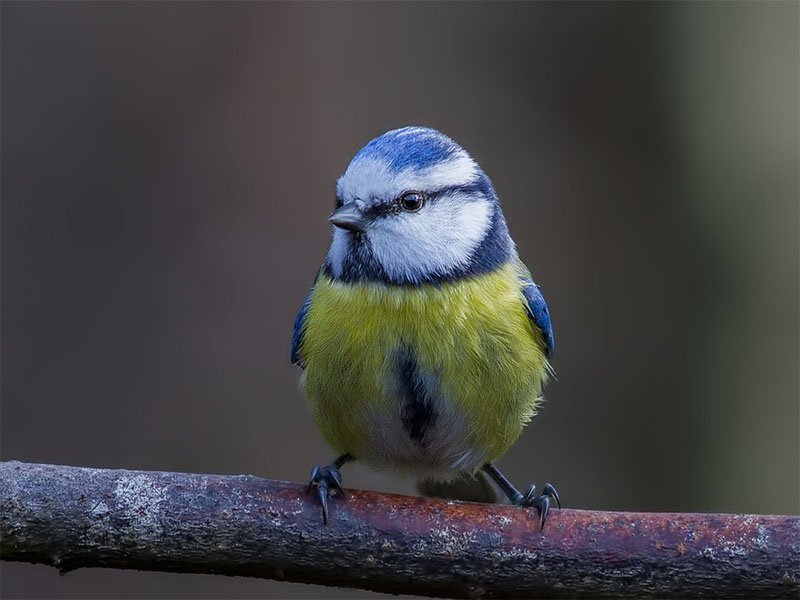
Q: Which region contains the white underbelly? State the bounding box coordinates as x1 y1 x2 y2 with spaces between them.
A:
355 392 489 478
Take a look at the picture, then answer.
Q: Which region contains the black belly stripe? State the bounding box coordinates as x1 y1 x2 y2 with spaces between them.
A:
397 347 437 445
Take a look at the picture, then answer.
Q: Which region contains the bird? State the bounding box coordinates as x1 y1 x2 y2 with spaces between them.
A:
291 126 559 527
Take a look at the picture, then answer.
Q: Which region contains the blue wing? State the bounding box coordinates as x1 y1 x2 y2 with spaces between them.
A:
290 290 312 367
521 279 554 358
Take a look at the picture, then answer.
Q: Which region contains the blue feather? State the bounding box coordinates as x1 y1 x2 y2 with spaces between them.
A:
290 290 312 366
352 126 459 174
521 280 554 358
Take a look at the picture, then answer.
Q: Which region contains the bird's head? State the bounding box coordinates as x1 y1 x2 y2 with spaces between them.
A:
326 126 514 285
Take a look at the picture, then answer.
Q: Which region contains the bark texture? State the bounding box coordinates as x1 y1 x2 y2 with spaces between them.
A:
1 461 798 598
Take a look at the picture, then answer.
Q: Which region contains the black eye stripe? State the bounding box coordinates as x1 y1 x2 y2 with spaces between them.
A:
362 203 398 219
358 180 488 219
431 181 484 197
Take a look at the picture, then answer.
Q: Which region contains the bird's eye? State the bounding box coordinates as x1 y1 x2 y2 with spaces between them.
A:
399 192 426 212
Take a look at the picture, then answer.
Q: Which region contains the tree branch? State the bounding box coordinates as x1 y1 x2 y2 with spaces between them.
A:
1 461 797 598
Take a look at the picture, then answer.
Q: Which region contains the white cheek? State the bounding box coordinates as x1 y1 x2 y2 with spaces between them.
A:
367 194 492 281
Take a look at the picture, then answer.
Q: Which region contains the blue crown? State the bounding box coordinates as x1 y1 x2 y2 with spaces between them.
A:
351 126 462 174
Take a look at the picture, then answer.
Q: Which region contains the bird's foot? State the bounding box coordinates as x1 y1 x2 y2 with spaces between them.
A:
483 463 561 529
306 453 353 524
518 482 561 529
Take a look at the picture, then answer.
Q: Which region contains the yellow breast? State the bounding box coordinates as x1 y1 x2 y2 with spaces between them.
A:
299 261 549 476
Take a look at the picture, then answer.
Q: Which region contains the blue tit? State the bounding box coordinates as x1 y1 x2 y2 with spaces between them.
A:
291 126 559 526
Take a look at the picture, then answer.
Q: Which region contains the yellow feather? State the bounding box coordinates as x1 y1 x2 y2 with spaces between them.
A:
299 261 549 477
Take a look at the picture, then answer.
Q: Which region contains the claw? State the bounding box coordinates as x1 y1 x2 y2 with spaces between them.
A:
529 493 551 529
481 463 561 530
542 483 561 509
329 468 343 494
308 466 340 524
521 483 537 505
523 483 560 529
307 465 320 495
306 454 353 525
317 477 330 525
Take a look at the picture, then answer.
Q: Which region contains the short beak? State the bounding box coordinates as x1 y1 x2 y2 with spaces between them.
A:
330 203 370 233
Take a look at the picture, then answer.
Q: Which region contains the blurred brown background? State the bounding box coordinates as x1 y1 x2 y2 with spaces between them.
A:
1 2 798 598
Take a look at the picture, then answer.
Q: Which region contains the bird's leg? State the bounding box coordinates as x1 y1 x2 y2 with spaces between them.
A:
483 463 560 529
307 453 353 524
